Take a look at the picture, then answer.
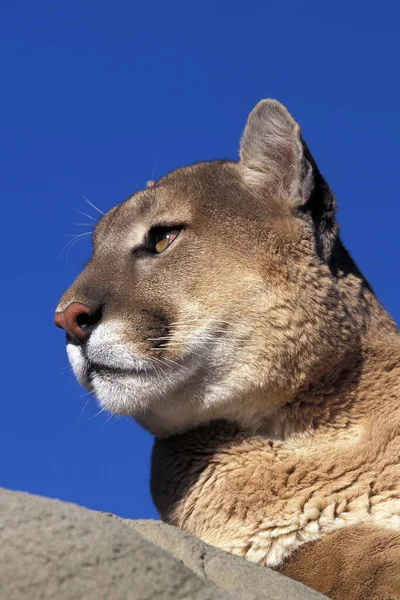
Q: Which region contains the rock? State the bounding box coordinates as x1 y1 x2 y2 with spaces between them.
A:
0 488 327 600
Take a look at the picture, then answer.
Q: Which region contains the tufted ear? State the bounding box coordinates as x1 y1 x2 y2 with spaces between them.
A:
240 99 338 261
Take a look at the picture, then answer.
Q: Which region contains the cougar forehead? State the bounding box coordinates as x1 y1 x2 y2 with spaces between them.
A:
91 160 288 257
56 100 358 436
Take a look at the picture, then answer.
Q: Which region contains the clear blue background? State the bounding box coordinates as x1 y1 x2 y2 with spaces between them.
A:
1 1 399 520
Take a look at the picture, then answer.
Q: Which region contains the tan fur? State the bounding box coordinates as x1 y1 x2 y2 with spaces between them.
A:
278 525 400 599
56 99 400 599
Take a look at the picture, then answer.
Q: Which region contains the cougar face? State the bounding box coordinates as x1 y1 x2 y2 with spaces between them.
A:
55 100 359 436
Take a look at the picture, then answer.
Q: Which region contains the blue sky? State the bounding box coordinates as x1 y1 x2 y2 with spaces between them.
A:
1 1 399 520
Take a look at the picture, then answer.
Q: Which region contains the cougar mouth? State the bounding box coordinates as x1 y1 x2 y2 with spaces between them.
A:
87 362 149 378
67 341 165 391
64 318 227 432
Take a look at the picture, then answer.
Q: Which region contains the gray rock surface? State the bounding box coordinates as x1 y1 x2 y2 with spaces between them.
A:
0 487 327 600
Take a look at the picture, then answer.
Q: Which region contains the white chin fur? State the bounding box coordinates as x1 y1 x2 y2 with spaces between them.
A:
66 321 153 391
65 320 220 434
66 343 89 387
85 322 149 372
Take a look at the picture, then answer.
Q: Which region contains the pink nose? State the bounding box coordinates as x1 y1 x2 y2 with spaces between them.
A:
54 302 99 343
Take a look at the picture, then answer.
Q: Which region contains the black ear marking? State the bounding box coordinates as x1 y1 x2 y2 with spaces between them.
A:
300 140 338 262
240 99 338 262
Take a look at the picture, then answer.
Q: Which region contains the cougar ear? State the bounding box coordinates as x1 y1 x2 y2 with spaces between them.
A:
240 99 313 204
240 99 338 262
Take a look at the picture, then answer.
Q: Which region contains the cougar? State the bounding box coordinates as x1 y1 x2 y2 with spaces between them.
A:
55 100 400 599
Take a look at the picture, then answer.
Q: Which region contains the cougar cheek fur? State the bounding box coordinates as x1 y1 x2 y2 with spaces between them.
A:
55 99 400 599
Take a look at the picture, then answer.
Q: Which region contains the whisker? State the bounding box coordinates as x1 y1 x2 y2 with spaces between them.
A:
71 189 105 216
168 319 235 328
65 232 92 237
84 197 105 216
69 207 96 222
164 330 228 337
148 357 169 378
60 232 92 259
103 412 119 424
147 332 226 340
151 155 158 181
88 406 106 421
147 336 222 344
73 397 91 431
149 343 218 350
150 356 189 380
150 354 192 373
147 337 178 341
64 237 90 260
161 357 191 373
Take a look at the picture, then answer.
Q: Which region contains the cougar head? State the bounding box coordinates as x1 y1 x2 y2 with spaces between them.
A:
55 99 358 436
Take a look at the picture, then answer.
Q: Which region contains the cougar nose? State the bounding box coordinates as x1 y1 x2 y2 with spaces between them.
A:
54 302 102 343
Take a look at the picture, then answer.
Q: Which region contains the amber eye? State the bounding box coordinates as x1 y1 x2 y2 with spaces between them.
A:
133 226 183 257
150 227 182 254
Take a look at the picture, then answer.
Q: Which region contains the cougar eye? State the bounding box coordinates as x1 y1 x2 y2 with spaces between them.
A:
148 226 182 254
